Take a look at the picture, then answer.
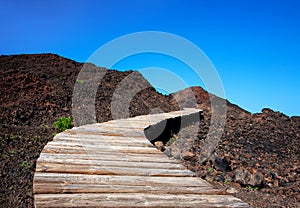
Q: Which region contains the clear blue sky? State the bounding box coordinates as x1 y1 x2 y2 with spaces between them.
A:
1 0 299 116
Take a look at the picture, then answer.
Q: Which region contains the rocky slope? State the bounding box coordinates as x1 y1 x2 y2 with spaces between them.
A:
0 54 299 207
164 87 300 207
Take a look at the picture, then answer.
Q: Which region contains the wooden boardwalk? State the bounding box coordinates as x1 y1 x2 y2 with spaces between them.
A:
33 108 249 208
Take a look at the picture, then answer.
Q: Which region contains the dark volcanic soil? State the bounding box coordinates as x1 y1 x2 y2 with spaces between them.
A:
0 54 178 207
0 54 299 208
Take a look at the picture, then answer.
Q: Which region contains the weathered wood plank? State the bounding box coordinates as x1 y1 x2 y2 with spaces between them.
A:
46 141 157 151
35 162 195 176
42 147 162 156
100 123 150 128
63 130 145 138
42 147 86 154
36 158 185 170
34 173 211 187
53 136 152 146
38 153 179 163
43 144 162 154
34 184 223 195
51 140 153 148
34 193 250 208
91 125 145 131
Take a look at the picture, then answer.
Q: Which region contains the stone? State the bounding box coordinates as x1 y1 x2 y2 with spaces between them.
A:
214 174 225 182
248 171 265 187
163 148 172 157
154 141 165 151
234 168 265 187
213 157 230 171
182 151 195 160
234 168 249 186
226 187 239 194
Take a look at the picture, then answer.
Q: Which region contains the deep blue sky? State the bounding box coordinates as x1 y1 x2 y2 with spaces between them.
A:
1 0 299 116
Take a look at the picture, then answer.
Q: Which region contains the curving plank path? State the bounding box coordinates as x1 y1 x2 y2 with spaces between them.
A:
33 108 250 208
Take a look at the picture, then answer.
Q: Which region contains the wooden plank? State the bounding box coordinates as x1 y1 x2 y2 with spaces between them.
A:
55 132 147 139
93 125 145 130
42 147 86 154
38 153 179 163
36 158 185 170
34 173 211 187
43 144 162 154
53 136 150 145
34 183 223 195
79 126 145 131
63 131 145 138
54 135 148 143
53 136 152 145
41 146 168 157
46 141 154 149
35 162 195 176
51 139 153 148
41 147 163 155
34 193 250 208
102 121 151 127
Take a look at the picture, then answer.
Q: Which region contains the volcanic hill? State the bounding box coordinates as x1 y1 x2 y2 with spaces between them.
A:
0 54 299 207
